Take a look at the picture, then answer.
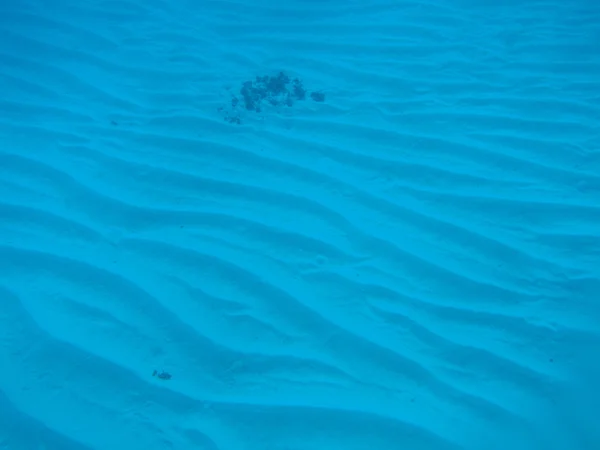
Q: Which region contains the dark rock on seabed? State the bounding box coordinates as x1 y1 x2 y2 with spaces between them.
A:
220 71 326 124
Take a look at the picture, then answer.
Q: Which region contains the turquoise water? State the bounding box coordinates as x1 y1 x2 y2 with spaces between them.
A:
1 0 599 449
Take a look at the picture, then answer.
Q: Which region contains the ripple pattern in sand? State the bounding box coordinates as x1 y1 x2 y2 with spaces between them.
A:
1 0 599 449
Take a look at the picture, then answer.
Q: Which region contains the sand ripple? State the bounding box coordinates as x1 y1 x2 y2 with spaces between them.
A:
1 0 599 449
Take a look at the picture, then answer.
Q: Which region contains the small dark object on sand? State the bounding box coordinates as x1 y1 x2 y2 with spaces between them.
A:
153 370 172 380
310 91 325 102
221 71 326 124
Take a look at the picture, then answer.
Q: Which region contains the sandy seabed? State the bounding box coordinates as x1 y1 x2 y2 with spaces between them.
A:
1 0 599 449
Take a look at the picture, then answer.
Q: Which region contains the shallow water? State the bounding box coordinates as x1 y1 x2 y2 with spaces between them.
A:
1 0 599 449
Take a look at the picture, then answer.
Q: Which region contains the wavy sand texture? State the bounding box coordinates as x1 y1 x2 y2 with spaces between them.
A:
1 0 599 449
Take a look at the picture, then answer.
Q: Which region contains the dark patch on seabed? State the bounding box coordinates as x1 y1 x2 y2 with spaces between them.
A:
219 71 325 124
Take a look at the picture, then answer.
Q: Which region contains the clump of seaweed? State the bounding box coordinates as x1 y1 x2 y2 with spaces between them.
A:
220 71 325 124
